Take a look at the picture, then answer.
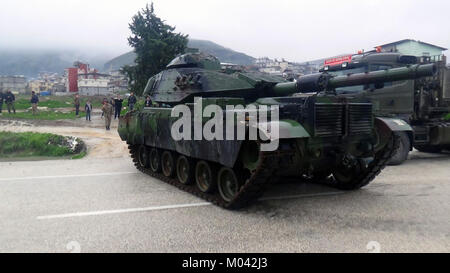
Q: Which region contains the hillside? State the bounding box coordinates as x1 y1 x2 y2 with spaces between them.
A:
0 39 256 78
0 51 72 78
0 50 112 78
103 39 256 71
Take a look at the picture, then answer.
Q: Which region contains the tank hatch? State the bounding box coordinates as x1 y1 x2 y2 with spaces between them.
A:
166 52 221 70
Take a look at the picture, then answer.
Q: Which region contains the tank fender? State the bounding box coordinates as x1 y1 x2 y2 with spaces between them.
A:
375 117 412 132
375 117 413 150
251 119 311 140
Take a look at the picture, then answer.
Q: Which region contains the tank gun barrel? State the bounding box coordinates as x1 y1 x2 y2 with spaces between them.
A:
272 63 437 96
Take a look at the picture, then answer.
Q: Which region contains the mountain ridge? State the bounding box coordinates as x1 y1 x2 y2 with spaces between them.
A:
103 39 256 71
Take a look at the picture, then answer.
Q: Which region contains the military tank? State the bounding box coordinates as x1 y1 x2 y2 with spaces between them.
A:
118 52 436 209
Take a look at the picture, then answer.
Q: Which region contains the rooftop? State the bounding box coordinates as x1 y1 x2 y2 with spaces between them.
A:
376 39 448 51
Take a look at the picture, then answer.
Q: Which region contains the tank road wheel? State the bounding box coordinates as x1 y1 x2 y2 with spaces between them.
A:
195 161 217 193
331 133 399 190
176 155 195 185
161 151 176 178
218 167 243 203
137 145 149 168
332 160 363 188
149 148 162 173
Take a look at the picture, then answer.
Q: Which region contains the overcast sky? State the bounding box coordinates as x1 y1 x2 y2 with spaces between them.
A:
0 0 449 61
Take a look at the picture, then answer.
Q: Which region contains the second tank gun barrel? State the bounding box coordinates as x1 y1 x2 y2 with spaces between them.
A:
272 63 437 95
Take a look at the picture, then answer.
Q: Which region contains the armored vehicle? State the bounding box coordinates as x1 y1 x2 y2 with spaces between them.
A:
321 52 450 164
119 52 435 209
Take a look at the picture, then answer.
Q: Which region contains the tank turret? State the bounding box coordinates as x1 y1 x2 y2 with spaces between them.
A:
145 52 436 105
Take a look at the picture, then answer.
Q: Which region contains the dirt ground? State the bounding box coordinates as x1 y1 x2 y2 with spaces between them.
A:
0 112 128 159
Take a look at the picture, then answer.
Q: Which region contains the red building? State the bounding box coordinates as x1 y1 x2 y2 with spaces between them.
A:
65 62 90 92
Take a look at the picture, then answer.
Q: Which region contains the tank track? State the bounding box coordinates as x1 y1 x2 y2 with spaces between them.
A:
129 145 290 209
129 134 399 209
321 133 400 190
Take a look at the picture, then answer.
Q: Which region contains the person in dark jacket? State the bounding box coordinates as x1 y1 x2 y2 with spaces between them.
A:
85 100 92 121
30 91 39 115
5 90 16 114
144 95 153 107
128 92 137 111
0 91 4 114
114 95 123 119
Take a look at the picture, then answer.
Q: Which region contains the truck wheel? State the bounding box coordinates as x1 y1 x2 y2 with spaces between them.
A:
414 145 443 154
388 132 410 166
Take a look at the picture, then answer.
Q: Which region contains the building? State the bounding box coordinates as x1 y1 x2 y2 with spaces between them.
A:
0 75 27 93
107 70 128 92
65 61 94 92
376 39 447 61
29 80 54 94
77 72 111 96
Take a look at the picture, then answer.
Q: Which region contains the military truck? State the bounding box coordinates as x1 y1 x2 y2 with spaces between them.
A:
321 52 450 164
118 52 435 209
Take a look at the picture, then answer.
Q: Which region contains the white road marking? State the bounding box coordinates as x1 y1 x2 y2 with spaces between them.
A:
0 171 140 182
37 202 212 220
36 191 345 220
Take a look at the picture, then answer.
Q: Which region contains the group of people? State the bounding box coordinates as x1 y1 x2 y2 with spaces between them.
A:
100 92 137 130
1 90 141 131
0 90 17 114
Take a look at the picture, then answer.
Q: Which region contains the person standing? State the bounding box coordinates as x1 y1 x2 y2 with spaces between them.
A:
74 94 80 116
101 99 113 130
144 95 153 107
85 100 92 121
5 90 16 114
114 95 123 119
30 91 39 115
128 92 137 111
0 91 4 114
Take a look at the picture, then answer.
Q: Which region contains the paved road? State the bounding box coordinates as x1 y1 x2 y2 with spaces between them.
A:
0 151 449 253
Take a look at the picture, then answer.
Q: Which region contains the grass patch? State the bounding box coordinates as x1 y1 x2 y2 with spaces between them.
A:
71 151 87 160
0 110 85 120
13 95 108 110
0 131 84 158
445 113 450 120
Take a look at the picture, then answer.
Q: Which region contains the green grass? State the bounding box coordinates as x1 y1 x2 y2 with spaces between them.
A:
445 113 450 120
71 151 87 160
0 131 81 158
0 110 85 120
13 95 107 110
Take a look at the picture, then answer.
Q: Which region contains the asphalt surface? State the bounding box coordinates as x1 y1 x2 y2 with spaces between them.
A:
0 151 449 253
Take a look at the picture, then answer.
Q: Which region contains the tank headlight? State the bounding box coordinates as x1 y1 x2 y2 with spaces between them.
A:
342 62 348 68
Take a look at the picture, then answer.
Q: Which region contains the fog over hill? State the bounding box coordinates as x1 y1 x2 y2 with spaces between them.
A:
0 49 114 78
0 39 255 78
103 39 256 71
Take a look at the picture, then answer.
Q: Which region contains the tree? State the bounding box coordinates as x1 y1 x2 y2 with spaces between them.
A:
122 3 188 95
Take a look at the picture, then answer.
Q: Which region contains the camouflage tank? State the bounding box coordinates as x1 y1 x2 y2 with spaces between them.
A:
118 52 435 209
